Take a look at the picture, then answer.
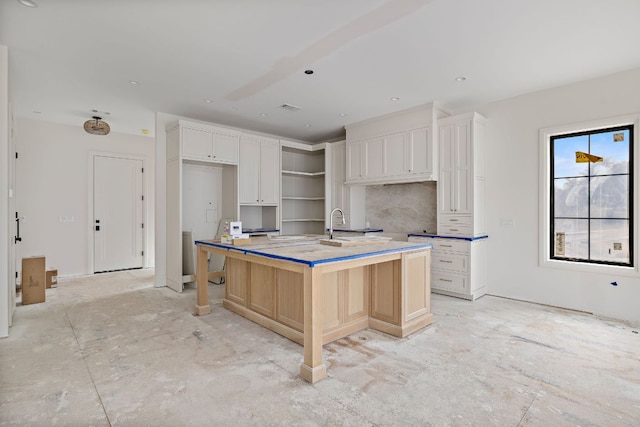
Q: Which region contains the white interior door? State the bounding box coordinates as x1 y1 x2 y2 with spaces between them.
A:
8 112 17 325
94 155 144 273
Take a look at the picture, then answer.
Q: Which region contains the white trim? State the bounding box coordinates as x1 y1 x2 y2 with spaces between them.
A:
539 113 640 276
87 151 148 274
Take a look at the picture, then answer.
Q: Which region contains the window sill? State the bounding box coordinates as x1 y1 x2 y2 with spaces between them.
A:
541 258 639 277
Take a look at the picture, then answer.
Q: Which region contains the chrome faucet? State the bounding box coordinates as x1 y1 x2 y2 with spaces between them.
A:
329 208 345 240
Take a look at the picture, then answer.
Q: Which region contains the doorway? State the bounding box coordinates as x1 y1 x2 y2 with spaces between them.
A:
93 155 144 273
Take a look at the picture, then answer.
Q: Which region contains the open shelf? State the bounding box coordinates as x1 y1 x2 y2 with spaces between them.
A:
282 196 325 201
281 218 325 222
282 170 325 177
280 145 327 235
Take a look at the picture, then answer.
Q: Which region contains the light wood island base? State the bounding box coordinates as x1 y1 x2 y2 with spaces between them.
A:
194 238 433 383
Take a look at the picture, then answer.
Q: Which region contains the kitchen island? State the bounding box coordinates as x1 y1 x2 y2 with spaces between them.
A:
194 236 433 383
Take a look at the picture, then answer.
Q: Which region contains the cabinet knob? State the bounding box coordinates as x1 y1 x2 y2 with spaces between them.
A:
208 155 211 157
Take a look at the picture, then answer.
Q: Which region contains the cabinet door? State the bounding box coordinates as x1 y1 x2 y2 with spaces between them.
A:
239 139 261 204
438 123 455 214
212 133 239 164
182 127 213 161
346 141 363 181
259 141 280 204
364 137 384 179
402 250 430 322
453 121 472 214
331 141 347 211
407 126 432 176
384 132 406 177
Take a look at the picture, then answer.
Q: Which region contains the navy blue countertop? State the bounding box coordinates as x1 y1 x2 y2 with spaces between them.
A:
195 236 432 267
408 233 489 241
243 228 279 234
328 228 384 233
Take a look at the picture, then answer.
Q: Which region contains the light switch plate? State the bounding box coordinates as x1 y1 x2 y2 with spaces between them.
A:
500 218 515 227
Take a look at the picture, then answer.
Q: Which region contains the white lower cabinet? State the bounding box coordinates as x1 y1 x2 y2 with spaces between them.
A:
408 235 487 300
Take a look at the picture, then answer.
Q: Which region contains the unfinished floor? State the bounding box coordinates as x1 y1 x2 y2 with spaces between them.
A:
1 269 639 426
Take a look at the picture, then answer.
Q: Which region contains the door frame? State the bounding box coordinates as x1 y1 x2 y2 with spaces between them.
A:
88 151 147 274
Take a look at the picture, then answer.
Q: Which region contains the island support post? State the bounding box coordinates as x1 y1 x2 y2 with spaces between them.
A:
194 244 211 315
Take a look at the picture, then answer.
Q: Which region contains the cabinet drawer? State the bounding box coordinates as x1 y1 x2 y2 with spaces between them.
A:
432 252 468 273
408 236 470 253
430 239 468 253
431 272 467 293
440 215 471 226
438 224 472 237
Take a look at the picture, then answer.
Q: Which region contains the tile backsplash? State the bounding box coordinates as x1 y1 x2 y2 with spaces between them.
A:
365 181 437 235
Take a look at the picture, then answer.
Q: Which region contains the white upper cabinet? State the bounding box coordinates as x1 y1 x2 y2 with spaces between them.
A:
384 132 407 177
182 127 213 160
346 140 363 182
259 140 280 204
239 138 260 203
364 137 385 180
345 103 444 185
179 121 239 165
213 133 241 164
239 135 279 205
327 141 365 229
406 126 433 176
346 126 434 184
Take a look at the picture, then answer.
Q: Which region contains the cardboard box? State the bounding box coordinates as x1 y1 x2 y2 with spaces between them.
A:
21 256 45 305
232 238 252 246
46 268 58 289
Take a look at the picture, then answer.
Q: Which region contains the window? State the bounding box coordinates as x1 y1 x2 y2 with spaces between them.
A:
550 125 633 266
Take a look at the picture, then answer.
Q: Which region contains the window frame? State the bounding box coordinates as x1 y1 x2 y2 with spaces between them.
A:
539 114 640 275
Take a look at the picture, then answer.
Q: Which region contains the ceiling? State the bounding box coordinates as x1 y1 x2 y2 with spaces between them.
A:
2 0 640 143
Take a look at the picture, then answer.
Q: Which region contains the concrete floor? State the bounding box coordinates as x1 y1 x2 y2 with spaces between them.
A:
1 270 639 426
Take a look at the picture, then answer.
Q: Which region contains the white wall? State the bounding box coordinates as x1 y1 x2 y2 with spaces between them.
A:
154 112 173 288
479 67 640 322
16 119 155 277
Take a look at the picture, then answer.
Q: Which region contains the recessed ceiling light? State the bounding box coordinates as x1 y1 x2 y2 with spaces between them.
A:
141 129 151 135
129 80 140 85
455 76 467 82
390 97 400 101
204 99 213 103
304 70 314 75
17 0 38 7
304 124 312 128
339 113 348 117
259 113 268 117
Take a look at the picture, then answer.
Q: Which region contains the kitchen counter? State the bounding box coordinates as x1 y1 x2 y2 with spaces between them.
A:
194 235 433 383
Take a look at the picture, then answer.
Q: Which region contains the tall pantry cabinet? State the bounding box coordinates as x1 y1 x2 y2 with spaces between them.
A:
166 120 240 292
409 112 488 300
326 141 365 229
437 112 486 237
238 135 280 232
